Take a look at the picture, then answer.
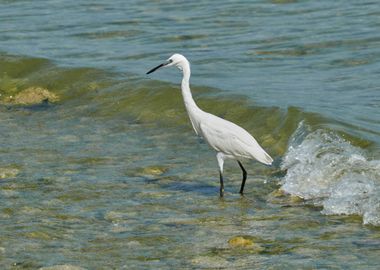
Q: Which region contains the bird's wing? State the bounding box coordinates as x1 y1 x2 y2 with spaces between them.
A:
188 116 199 136
199 113 273 165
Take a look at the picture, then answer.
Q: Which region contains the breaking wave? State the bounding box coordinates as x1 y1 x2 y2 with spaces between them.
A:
281 122 380 225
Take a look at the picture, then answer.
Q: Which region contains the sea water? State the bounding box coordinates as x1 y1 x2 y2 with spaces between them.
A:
0 1 379 269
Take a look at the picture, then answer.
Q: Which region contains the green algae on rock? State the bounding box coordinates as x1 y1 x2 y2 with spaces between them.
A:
10 86 59 105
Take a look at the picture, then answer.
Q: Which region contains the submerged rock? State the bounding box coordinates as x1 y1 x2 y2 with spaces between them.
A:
269 188 286 198
25 231 54 241
0 167 20 179
38 265 86 270
267 188 304 205
228 236 264 252
137 165 168 176
290 194 304 203
7 86 59 105
191 256 230 268
228 236 253 248
20 206 43 215
104 211 126 222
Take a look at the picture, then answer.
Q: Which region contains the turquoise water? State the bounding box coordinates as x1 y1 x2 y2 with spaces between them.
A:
0 1 380 269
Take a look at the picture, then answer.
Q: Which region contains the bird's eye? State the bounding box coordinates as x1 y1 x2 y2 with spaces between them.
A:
169 59 173 63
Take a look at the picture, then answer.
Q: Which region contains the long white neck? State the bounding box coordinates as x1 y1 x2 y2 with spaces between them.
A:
180 60 198 110
179 59 203 135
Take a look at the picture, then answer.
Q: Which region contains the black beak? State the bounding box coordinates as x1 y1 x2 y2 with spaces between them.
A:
146 63 165 74
146 59 172 74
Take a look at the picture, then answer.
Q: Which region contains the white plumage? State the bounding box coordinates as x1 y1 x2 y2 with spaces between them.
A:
147 54 273 196
198 113 273 165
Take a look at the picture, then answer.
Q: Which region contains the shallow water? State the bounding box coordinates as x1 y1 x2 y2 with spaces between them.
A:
0 0 380 269
1 101 380 269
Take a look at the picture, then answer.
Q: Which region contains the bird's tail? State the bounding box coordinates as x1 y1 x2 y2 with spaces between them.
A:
253 149 273 165
261 152 273 165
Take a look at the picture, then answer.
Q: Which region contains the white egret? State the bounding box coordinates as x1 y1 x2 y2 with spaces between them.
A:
147 54 273 197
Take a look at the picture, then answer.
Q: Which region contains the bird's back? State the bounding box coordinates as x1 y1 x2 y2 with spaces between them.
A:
196 111 273 165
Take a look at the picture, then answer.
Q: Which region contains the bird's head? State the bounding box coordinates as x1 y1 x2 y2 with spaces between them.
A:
147 53 189 74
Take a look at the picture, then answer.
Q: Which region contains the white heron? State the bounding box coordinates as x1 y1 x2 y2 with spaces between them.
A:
147 54 273 197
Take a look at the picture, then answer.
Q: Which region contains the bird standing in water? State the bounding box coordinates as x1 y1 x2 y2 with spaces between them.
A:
147 54 273 197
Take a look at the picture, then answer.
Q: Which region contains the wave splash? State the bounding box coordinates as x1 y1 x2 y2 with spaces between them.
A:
281 122 380 225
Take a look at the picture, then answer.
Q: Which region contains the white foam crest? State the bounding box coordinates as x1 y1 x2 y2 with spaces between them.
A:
281 122 380 225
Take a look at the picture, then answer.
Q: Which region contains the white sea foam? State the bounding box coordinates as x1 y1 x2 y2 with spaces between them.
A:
281 122 380 225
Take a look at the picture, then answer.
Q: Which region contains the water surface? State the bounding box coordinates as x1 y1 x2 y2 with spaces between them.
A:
0 0 380 269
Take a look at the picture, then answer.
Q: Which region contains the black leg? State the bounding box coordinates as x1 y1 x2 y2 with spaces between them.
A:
219 171 224 197
238 161 247 195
